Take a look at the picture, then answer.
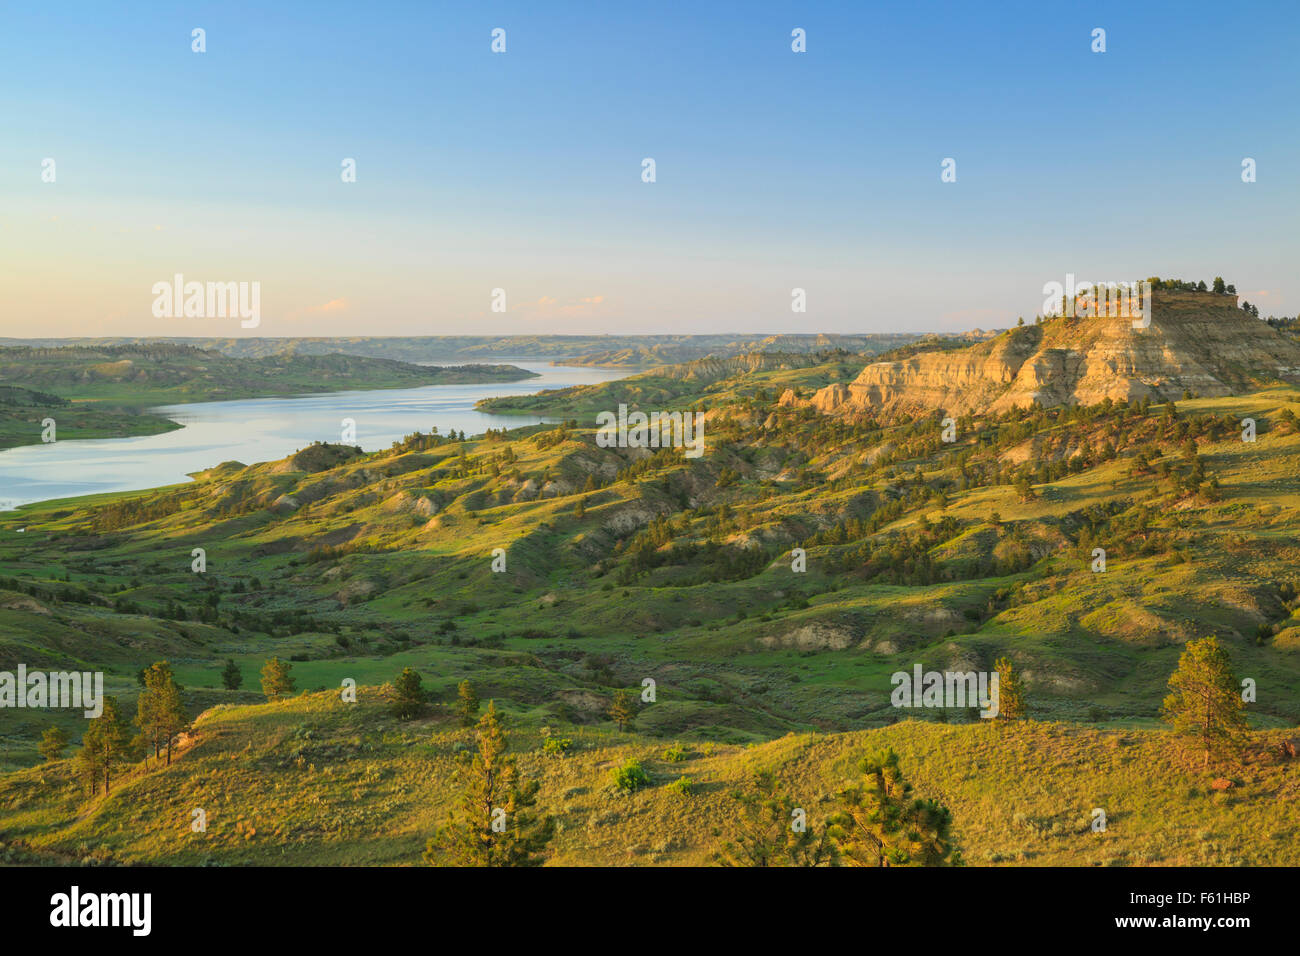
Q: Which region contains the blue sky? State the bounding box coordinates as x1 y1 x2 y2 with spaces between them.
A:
2 0 1296 336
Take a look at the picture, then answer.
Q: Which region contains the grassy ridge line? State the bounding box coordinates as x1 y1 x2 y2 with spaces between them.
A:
2 689 1296 866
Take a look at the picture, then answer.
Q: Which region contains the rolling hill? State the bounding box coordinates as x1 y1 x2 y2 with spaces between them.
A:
1 307 1298 865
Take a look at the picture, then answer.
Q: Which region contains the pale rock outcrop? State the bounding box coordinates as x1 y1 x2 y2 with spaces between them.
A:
806 292 1300 417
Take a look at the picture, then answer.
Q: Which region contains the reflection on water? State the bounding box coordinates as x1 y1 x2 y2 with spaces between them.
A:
0 363 626 509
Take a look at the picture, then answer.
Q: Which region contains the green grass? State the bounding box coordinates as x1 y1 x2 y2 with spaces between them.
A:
0 402 182 451
1 363 1299 865
3 689 1295 866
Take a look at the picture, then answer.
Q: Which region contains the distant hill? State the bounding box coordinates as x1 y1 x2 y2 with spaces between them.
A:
0 334 925 367
0 345 537 449
557 334 923 367
476 349 867 415
0 343 537 407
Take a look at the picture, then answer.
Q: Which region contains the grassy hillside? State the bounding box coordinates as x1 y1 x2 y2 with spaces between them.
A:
1 362 1298 864
1 389 1297 739
2 690 1296 866
0 386 179 451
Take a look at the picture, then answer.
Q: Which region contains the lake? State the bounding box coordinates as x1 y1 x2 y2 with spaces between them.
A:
0 362 627 510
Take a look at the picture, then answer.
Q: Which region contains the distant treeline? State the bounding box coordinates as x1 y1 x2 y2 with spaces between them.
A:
1145 276 1234 294
0 343 212 360
0 385 67 406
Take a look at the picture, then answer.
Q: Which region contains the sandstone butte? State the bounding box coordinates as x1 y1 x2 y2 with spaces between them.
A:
791 290 1300 417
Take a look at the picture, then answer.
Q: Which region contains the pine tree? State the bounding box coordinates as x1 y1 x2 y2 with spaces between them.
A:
608 689 635 731
833 749 961 867
1161 636 1248 769
135 661 190 764
392 667 425 720
158 672 189 765
718 770 837 867
994 656 1027 720
424 703 554 866
135 672 159 761
73 735 103 796
81 696 135 796
38 726 69 762
221 659 243 690
456 679 480 727
260 657 295 702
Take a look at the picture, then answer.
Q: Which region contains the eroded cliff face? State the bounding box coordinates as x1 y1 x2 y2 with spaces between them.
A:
804 291 1300 416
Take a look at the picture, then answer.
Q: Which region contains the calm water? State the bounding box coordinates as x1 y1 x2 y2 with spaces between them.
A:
0 363 627 510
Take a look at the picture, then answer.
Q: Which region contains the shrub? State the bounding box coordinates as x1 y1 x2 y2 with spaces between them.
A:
667 776 696 798
662 743 691 762
612 758 650 793
542 736 573 758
